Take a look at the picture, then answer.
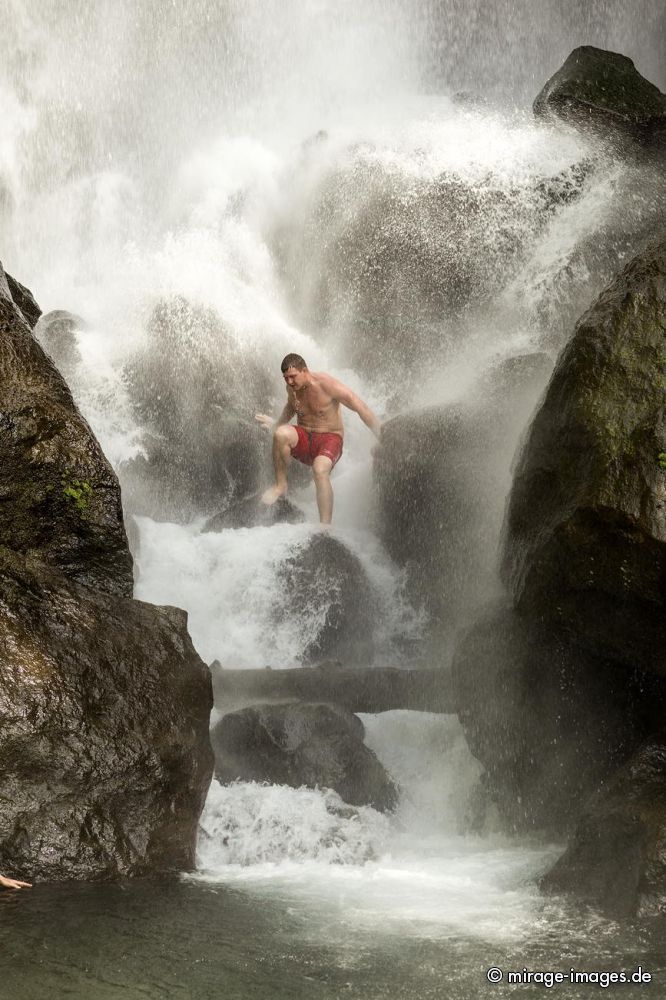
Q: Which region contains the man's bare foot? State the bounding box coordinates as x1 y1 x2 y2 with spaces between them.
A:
260 485 287 506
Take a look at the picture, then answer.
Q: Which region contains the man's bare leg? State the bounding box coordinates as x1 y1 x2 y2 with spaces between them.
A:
312 456 334 524
261 424 298 505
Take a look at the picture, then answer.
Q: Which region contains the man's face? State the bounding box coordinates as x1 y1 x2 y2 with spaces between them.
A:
283 366 308 390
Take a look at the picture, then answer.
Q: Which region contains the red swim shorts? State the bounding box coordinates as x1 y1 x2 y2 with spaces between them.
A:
290 426 343 467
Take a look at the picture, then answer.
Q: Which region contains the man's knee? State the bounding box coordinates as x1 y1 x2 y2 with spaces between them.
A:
312 458 332 480
274 424 295 446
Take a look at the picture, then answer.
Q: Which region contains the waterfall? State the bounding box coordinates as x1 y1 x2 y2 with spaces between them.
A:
1 0 664 943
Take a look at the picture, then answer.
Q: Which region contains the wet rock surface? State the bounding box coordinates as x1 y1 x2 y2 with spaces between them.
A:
203 493 305 532
502 237 666 675
121 296 273 519
375 354 551 635
0 552 213 881
212 662 454 714
0 271 214 881
274 532 375 665
534 46 666 151
0 264 132 598
211 702 397 812
4 270 41 329
469 235 666 878
450 605 662 835
542 739 666 917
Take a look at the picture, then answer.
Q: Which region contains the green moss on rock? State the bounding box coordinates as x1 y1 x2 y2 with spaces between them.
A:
61 478 93 514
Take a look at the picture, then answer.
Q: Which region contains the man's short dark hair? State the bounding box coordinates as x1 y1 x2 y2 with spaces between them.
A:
281 353 307 372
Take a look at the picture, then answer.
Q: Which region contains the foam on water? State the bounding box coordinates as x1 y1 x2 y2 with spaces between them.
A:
195 712 561 943
198 782 391 868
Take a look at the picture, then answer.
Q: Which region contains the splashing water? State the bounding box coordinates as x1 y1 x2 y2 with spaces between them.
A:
134 519 425 667
195 712 562 944
1 1 665 976
198 782 391 868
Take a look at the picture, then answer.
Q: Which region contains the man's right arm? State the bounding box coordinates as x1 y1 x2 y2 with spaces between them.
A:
276 400 296 425
255 398 296 431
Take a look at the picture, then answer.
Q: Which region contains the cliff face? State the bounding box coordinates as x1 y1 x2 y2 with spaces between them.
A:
502 236 666 675
0 266 213 881
453 236 666 915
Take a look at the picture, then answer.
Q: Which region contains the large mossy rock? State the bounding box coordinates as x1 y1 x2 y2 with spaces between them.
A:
450 606 656 835
121 296 273 520
211 702 397 813
0 269 213 880
534 47 666 151
542 740 666 917
0 265 132 597
375 354 551 637
0 551 213 881
502 237 666 675
275 532 375 665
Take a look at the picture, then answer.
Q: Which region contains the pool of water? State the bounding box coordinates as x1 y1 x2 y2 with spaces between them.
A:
2 876 664 1000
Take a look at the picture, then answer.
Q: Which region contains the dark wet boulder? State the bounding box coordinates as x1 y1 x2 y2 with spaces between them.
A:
0 264 132 597
374 354 551 638
211 702 397 812
542 739 666 917
0 268 214 881
203 493 305 532
274 532 375 665
121 296 274 520
0 550 213 882
4 270 41 329
450 605 657 835
534 47 666 151
502 237 666 675
34 309 84 379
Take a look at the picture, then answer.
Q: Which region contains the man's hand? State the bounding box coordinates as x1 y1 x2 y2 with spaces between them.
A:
0 875 31 890
255 413 275 434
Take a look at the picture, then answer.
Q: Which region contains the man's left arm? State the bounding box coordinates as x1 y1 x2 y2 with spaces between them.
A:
328 377 382 439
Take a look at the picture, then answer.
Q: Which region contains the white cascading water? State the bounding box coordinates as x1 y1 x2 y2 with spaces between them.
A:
195 712 562 943
1 0 664 948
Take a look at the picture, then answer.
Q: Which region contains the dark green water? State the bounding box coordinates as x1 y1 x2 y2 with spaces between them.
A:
1 878 665 1000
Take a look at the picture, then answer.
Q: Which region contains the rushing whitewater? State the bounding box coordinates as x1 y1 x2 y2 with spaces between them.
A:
1 0 665 972
195 712 565 944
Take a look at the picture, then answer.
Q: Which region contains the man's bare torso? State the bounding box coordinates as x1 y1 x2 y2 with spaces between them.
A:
288 372 344 437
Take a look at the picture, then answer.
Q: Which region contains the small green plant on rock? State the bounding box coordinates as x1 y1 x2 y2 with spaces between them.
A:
62 477 93 513
658 453 666 471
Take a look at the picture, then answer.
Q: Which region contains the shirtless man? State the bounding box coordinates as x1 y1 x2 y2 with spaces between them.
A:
255 353 381 524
